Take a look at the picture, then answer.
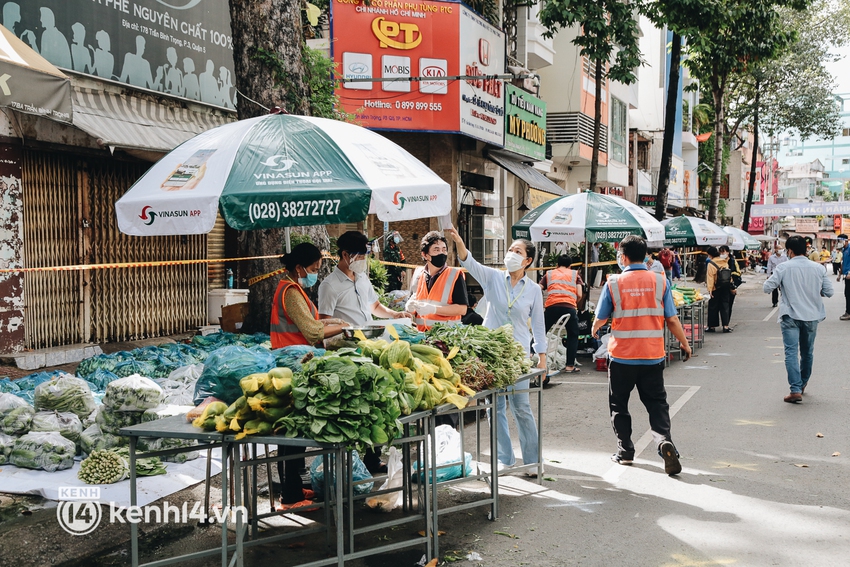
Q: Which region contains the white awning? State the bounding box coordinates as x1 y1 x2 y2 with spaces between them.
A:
487 149 566 196
72 86 234 153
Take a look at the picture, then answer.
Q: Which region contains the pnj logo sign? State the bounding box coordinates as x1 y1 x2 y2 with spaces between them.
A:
372 17 422 50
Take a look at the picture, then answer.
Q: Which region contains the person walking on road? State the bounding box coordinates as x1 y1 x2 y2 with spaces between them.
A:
839 234 850 320
763 235 833 403
591 236 692 476
540 255 583 374
589 242 600 288
766 245 787 307
830 242 843 277
705 247 733 333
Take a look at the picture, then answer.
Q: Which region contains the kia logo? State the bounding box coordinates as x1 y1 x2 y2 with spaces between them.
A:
422 66 445 77
479 39 490 66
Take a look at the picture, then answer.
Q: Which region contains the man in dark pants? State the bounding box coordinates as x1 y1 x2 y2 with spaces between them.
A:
591 236 692 475
839 235 850 321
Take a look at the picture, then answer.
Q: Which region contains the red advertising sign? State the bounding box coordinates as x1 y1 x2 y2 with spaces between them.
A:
332 0 461 132
331 0 505 143
747 216 764 233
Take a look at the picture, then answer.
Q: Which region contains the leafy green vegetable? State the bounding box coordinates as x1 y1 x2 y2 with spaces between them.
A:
274 352 402 452
111 447 168 476
102 375 164 412
0 433 15 465
78 449 129 484
30 410 83 446
426 324 533 389
0 394 34 436
80 423 125 454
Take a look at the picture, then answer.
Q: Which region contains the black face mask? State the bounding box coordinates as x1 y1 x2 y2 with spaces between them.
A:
429 254 447 268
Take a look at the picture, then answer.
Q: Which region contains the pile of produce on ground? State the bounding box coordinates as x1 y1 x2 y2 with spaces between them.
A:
78 446 167 484
671 285 704 307
424 323 534 391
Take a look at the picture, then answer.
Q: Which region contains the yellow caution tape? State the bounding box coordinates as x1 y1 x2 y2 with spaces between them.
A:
0 254 283 274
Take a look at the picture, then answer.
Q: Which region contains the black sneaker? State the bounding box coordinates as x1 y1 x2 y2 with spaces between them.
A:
658 441 681 476
611 454 634 465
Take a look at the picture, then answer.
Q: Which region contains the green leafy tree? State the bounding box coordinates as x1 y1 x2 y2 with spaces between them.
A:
539 0 641 193
684 0 808 222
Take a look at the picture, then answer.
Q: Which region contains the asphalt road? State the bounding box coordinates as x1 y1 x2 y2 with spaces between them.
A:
430 271 850 567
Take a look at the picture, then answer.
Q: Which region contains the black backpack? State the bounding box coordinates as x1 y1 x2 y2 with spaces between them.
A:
709 261 732 290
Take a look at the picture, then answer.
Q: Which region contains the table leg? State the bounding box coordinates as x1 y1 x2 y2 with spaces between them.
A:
130 436 138 567
204 447 212 523
221 442 229 567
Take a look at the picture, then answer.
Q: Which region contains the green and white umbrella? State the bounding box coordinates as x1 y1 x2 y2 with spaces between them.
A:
722 226 761 251
512 191 665 244
116 114 450 235
662 216 730 247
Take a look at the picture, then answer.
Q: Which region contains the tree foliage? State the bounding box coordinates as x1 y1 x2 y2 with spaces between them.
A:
539 0 641 192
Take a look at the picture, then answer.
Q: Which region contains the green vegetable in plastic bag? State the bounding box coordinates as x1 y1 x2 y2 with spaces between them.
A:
80 423 125 455
102 375 164 412
33 374 97 419
95 407 142 435
10 431 75 472
78 449 130 484
0 394 34 436
0 433 15 465
30 410 83 445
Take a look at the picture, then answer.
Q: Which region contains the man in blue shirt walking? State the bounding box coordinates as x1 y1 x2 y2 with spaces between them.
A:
763 235 833 403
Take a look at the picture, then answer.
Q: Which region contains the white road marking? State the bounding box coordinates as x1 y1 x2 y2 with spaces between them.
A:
763 306 778 322
603 385 701 482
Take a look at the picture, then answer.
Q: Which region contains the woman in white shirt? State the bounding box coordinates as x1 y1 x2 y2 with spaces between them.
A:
445 228 546 476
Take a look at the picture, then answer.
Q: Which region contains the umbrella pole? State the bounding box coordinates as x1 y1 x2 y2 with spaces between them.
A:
285 227 291 253
585 241 589 286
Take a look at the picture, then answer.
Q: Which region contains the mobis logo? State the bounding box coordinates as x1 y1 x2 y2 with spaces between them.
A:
372 17 422 50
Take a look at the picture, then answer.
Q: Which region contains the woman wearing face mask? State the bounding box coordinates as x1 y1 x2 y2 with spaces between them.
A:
705 246 733 333
406 231 468 331
445 228 546 477
270 243 348 349
318 231 409 328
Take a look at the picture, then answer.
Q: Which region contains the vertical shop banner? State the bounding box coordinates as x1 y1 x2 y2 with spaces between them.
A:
332 0 460 132
5 0 235 109
458 6 504 145
504 84 545 161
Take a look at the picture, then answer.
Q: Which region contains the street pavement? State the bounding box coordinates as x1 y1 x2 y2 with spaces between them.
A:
429 271 850 567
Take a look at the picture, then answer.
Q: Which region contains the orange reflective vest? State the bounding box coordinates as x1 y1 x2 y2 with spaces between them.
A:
270 280 319 348
606 270 666 360
544 267 579 308
412 266 464 331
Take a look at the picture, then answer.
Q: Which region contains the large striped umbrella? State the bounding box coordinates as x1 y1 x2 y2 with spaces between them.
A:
512 191 665 244
722 226 761 251
115 114 450 235
662 216 731 247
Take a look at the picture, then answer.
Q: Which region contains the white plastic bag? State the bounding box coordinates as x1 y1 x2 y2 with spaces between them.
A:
102 374 164 412
366 447 404 512
592 334 610 360
414 424 472 483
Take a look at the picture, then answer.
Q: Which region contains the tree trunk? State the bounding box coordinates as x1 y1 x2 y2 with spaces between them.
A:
589 57 603 193
655 32 681 221
228 0 312 334
709 83 724 223
742 80 760 233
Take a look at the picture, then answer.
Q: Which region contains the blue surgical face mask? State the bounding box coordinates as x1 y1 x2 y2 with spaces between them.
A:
299 271 318 288
617 253 626 271
393 235 401 244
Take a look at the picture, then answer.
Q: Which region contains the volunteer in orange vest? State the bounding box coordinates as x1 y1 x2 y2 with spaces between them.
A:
269 243 348 511
406 231 468 331
591 235 692 476
270 243 348 349
540 255 583 374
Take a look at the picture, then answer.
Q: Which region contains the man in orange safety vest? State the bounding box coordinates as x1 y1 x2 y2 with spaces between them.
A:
591 235 692 476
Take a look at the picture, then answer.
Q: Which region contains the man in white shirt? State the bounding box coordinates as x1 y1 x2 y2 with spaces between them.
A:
318 231 409 326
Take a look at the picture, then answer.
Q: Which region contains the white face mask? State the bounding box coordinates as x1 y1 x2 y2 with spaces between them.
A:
349 259 368 274
503 251 526 272
617 254 626 271
720 254 728 259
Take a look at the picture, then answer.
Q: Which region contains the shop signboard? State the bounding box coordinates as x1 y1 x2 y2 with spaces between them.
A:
332 0 505 145
638 195 656 208
504 84 545 161
747 216 764 232
795 218 818 233
8 0 236 109
842 218 850 235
